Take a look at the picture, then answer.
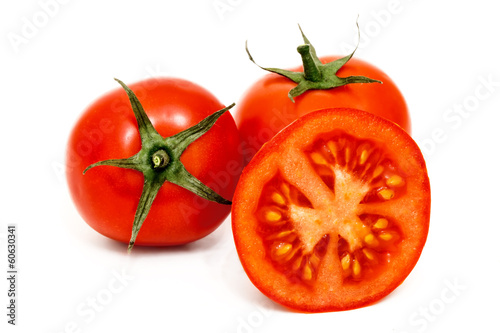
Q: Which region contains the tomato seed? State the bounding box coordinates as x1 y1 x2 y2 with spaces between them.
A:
386 175 404 187
265 210 282 222
303 263 313 280
271 192 286 205
372 165 384 179
378 188 395 200
363 249 376 261
379 232 393 241
359 149 369 165
373 218 389 229
352 259 362 278
341 253 351 271
310 152 328 165
273 242 293 257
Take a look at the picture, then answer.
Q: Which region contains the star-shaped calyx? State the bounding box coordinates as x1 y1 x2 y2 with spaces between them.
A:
84 79 233 252
245 22 382 102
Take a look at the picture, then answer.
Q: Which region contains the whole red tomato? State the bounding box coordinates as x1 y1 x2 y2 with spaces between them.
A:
66 78 243 250
236 28 410 164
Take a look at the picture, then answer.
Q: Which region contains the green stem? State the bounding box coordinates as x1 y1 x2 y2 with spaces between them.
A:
152 150 170 169
297 44 322 82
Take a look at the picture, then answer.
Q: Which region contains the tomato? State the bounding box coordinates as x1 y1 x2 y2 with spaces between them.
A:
231 108 430 312
66 78 243 249
236 29 410 164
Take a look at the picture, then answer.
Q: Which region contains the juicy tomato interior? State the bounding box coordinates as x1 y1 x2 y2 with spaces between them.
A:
257 130 406 286
232 108 430 312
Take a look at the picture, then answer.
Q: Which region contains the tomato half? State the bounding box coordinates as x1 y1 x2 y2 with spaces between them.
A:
67 78 243 247
231 108 430 312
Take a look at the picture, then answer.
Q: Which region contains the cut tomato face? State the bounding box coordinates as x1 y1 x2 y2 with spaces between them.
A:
231 108 430 312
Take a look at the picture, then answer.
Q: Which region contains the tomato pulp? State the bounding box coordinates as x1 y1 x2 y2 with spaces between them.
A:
232 108 430 312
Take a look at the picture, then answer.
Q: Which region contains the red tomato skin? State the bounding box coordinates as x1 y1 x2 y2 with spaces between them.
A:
66 78 243 246
235 56 410 163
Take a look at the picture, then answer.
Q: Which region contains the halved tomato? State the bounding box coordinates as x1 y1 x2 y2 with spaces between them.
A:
231 108 430 312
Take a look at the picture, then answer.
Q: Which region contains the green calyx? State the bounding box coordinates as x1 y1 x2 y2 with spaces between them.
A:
84 78 234 252
245 22 382 102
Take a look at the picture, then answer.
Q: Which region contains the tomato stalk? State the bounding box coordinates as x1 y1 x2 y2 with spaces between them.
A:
245 22 382 102
297 44 322 82
84 78 233 252
152 150 170 169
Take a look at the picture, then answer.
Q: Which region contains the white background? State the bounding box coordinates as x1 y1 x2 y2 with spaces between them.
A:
1 0 499 332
